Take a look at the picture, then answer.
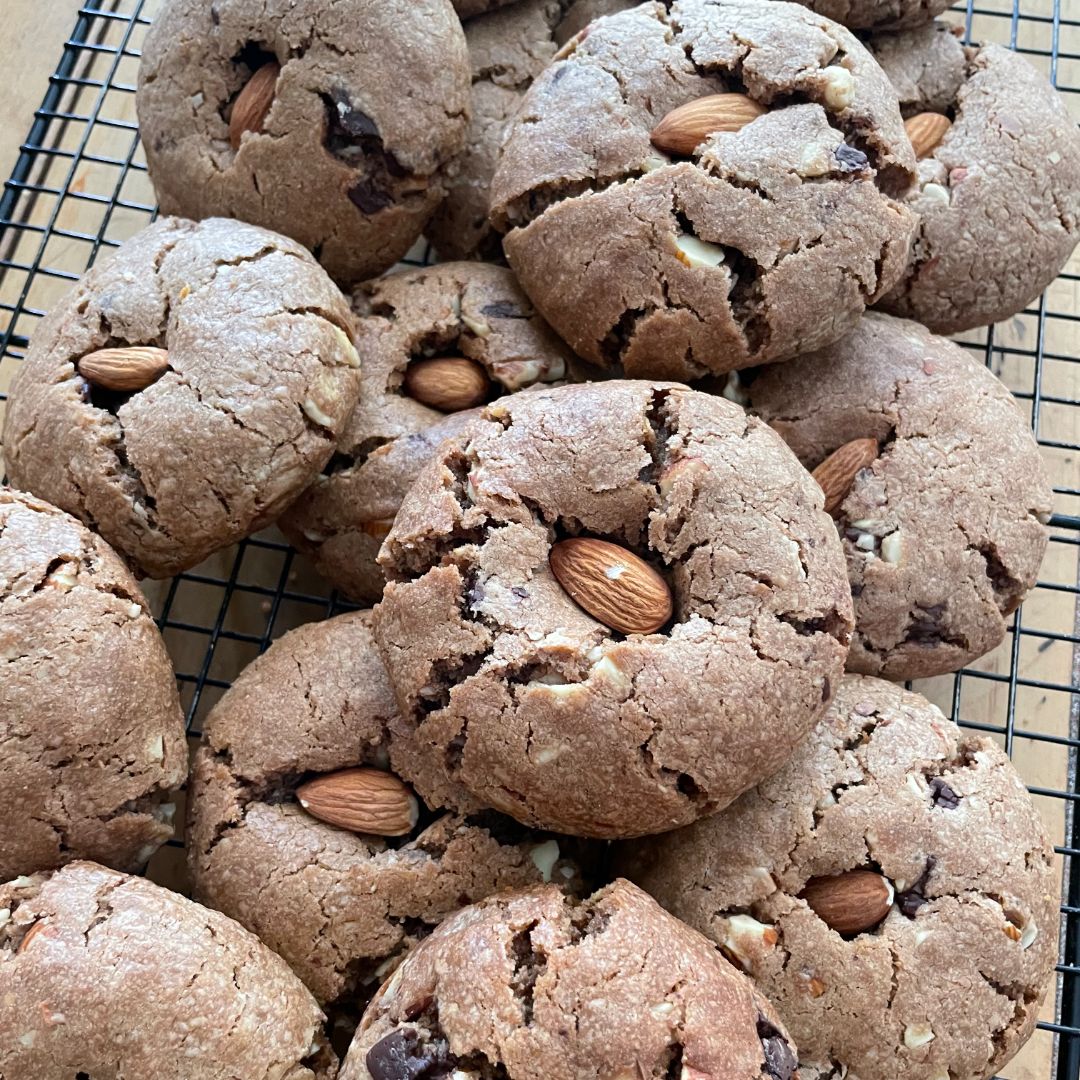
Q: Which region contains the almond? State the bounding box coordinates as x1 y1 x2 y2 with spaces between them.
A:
16 921 48 953
296 767 419 837
403 357 490 413
361 519 395 540
799 869 893 936
651 93 767 157
229 60 281 151
77 346 169 392
811 437 879 516
904 112 952 160
549 537 672 635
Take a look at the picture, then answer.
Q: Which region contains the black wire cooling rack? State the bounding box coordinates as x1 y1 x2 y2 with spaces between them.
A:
0 1 1077 1076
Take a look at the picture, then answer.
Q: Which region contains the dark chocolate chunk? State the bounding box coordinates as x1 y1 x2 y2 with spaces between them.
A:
349 180 395 215
929 778 960 809
328 88 381 139
511 585 529 599
895 856 936 917
757 1016 797 1080
366 1028 449 1080
834 144 869 172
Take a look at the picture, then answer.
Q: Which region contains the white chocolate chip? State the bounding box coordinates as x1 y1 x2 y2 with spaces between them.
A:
848 519 881 530
529 839 560 882
153 802 176 826
921 182 951 207
815 790 837 812
650 1001 676 1020
798 145 831 177
904 1024 935 1048
18 1033 35 1049
0 908 10 929
191 92 205 109
461 312 491 339
721 914 779 969
9 877 33 889
822 66 855 109
46 563 78 590
146 735 165 763
590 655 632 695
855 532 876 551
1048 150 1062 165
881 532 904 565
1021 919 1038 949
906 773 925 796
642 154 670 172
303 529 327 543
674 234 726 269
331 326 361 367
126 602 143 619
302 398 336 428
534 744 563 764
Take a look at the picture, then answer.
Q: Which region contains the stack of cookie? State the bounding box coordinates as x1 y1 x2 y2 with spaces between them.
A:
1 1 1076 1079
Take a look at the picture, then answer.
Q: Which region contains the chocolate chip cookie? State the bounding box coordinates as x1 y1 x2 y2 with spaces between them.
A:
0 862 334 1080
137 0 470 285
617 674 1057 1080
188 611 588 1006
280 262 573 603
428 0 635 260
793 0 952 31
373 381 853 838
868 29 1080 332
339 879 799 1080
744 312 1052 680
489 0 917 378
3 217 361 579
0 488 186 881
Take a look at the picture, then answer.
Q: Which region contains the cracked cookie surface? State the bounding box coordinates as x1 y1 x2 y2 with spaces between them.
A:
428 0 636 260
869 29 1080 333
281 262 574 602
188 611 589 1007
489 0 917 378
0 488 186 880
616 675 1058 1080
340 879 798 1080
745 312 1051 680
0 861 335 1080
136 0 469 286
2 217 361 578
372 380 852 838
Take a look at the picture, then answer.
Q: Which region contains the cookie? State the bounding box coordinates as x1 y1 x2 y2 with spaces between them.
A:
616 674 1058 1080
744 312 1052 680
868 31 1080 333
137 0 469 285
0 488 186 881
373 380 853 838
2 217 361 579
188 611 589 1006
489 0 917 378
280 262 573 603
790 0 952 31
427 0 635 260
866 19 966 114
0 862 334 1080
339 879 798 1080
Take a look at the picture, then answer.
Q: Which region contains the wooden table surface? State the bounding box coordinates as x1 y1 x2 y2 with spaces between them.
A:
0 5 1076 1079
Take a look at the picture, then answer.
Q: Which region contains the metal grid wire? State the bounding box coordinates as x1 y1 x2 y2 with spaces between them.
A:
0 0 1077 1076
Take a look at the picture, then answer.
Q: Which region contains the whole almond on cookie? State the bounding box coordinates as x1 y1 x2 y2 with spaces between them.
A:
77 346 170 392
811 437 879 516
403 356 490 412
904 112 952 160
651 93 767 157
296 767 419 837
550 537 673 635
229 60 281 151
799 869 894 936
